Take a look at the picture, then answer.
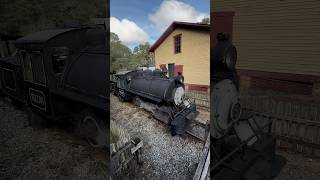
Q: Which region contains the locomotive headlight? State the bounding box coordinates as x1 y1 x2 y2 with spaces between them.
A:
224 45 237 71
213 32 237 72
173 87 184 106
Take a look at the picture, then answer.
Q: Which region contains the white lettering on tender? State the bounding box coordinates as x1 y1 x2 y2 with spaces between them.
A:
30 93 45 106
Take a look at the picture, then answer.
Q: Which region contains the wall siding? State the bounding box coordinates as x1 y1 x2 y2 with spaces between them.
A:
212 0 320 76
154 28 210 86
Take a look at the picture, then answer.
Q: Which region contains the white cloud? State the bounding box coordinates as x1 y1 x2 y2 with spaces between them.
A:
110 17 149 46
148 0 209 32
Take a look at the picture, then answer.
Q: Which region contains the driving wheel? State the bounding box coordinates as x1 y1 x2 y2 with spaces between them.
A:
78 109 107 147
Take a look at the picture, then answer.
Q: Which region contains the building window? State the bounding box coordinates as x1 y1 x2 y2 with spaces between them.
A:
174 34 181 54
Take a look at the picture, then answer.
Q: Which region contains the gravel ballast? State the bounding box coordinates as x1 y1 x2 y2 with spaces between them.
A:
111 95 206 179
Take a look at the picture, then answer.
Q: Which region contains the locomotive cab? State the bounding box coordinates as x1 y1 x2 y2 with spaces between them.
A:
114 70 138 101
15 28 89 117
15 27 108 147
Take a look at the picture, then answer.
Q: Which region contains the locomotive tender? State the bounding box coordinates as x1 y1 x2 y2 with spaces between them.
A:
0 56 25 104
0 34 25 103
113 69 198 136
0 26 108 147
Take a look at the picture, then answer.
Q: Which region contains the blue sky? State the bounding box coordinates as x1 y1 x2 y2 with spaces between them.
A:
110 0 209 49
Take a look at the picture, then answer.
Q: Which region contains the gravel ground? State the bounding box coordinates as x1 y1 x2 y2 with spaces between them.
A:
275 149 320 180
111 95 205 179
0 98 108 180
2 94 320 180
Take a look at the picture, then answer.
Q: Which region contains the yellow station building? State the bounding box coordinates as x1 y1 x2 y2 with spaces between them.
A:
149 22 210 92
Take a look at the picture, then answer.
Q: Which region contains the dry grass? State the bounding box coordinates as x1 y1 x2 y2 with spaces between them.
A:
0 99 108 180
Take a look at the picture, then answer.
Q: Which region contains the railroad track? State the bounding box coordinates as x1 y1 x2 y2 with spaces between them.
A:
244 108 320 152
193 134 210 180
135 97 209 142
186 120 209 142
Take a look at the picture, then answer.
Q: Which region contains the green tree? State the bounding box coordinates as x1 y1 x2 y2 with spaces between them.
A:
110 32 133 72
132 42 153 67
200 17 210 24
0 0 106 35
110 32 153 72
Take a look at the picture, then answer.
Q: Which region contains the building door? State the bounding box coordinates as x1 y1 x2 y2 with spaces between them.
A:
168 63 175 78
174 65 183 76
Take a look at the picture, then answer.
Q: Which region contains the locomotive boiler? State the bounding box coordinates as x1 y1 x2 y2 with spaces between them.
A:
127 70 185 106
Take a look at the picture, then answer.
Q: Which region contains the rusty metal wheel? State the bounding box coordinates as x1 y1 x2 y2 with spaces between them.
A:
78 109 107 147
132 96 142 107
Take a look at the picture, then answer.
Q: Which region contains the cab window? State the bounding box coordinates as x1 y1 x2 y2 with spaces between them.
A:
2 69 16 91
51 47 69 76
20 50 46 85
20 50 33 81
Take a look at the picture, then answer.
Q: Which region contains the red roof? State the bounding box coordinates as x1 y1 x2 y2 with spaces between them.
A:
149 21 210 52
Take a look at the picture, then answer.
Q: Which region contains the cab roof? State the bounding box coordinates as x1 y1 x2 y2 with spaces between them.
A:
15 28 83 45
15 27 107 52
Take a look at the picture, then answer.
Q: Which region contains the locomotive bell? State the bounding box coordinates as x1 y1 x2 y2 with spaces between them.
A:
153 69 162 77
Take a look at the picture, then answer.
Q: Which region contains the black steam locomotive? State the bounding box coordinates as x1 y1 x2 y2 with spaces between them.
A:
112 69 198 136
0 27 108 147
210 33 285 179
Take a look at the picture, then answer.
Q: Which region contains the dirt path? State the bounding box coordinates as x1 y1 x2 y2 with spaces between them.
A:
111 95 205 179
0 99 108 180
275 149 320 180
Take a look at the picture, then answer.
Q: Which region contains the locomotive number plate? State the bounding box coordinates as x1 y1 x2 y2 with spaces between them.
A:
29 88 47 111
